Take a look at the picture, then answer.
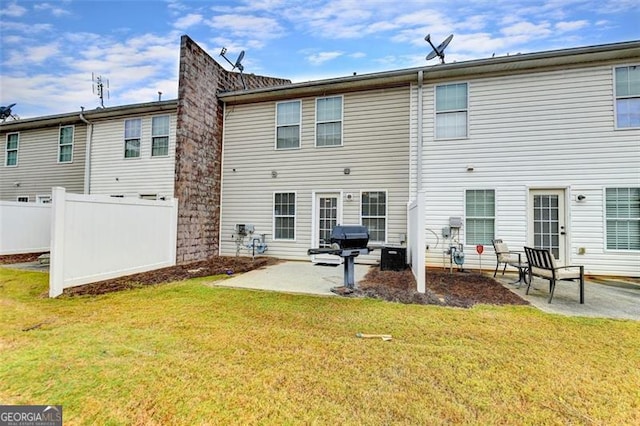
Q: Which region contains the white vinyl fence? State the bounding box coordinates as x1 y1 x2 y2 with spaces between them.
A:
0 201 51 255
49 187 178 297
407 192 426 292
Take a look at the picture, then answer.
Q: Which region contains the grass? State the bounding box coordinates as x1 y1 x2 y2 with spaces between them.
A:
1 268 639 425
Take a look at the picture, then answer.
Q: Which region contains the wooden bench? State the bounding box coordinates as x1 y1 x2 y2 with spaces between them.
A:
524 247 584 304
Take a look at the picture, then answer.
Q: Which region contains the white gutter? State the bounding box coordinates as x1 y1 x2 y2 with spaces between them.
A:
79 109 93 194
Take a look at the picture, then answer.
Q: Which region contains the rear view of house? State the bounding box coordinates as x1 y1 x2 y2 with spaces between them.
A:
219 76 412 263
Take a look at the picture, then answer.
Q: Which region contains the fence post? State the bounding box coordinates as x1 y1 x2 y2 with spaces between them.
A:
49 187 66 298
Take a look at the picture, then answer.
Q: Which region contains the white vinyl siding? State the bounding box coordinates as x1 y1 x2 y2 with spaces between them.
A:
420 64 640 276
276 101 301 149
614 65 640 129
221 87 410 261
151 115 170 157
465 189 495 245
606 187 640 250
361 191 386 243
1 125 87 202
58 125 74 163
5 132 18 166
89 113 176 198
316 96 342 147
274 192 296 240
124 119 142 158
435 83 468 139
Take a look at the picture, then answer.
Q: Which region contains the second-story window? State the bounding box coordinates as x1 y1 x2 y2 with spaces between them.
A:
152 116 170 157
276 101 301 149
316 96 342 147
124 118 141 158
615 65 640 129
58 126 74 163
435 83 468 139
5 133 19 167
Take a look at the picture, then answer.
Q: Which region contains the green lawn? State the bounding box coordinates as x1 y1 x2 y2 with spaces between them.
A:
1 268 639 425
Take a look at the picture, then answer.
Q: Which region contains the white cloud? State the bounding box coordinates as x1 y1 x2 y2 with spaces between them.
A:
34 3 71 17
307 51 343 65
7 42 60 65
555 20 589 32
0 1 27 17
0 22 53 34
173 13 203 29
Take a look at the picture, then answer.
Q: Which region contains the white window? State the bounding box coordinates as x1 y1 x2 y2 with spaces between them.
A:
435 83 468 139
17 196 29 202
276 101 301 149
58 126 74 163
361 191 387 243
36 195 52 204
606 188 640 250
151 115 170 157
615 65 640 129
274 192 296 240
124 119 141 158
5 132 19 167
466 189 495 245
316 96 342 147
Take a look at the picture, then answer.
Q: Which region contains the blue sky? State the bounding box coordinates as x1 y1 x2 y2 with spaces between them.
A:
1 0 638 118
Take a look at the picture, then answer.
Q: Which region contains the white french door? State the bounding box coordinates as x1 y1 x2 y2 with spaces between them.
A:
312 192 341 264
528 189 567 264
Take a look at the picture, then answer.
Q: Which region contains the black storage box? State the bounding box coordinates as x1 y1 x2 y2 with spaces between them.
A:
330 225 369 249
381 246 407 271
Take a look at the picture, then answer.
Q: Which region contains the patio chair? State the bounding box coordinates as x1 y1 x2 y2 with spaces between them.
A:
492 239 525 279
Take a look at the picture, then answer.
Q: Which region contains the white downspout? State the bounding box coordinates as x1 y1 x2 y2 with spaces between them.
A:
79 108 93 194
417 70 423 193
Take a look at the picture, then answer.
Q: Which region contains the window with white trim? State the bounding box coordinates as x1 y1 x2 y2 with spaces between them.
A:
606 187 640 250
151 115 170 157
361 191 386 242
274 192 296 240
466 189 495 245
5 132 18 166
435 83 468 139
276 101 300 149
58 126 74 163
316 96 342 147
37 195 52 204
124 118 141 158
615 65 640 129
17 196 29 202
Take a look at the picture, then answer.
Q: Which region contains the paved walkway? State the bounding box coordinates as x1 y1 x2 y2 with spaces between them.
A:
4 260 638 320
215 261 640 321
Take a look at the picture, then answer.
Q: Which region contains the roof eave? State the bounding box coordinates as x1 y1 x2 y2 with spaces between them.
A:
219 40 640 105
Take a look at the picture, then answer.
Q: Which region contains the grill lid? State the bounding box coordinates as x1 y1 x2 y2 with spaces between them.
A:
330 225 369 249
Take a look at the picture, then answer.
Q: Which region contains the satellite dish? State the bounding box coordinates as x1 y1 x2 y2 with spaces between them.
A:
234 50 245 72
425 34 453 64
0 103 17 122
220 47 247 89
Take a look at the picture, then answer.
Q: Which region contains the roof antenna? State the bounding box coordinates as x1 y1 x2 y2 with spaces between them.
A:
425 34 453 64
0 103 18 122
92 73 110 108
220 47 246 90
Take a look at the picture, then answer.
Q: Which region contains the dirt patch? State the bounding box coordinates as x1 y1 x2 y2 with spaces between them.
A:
359 267 529 307
62 256 281 296
0 252 47 264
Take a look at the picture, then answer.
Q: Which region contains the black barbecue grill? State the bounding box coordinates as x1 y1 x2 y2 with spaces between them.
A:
307 225 373 289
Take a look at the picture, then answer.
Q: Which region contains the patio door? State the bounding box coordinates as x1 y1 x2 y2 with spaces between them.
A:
312 193 341 264
528 189 567 264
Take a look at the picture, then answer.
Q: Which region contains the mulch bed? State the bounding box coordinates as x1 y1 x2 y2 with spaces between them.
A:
0 252 47 264
358 267 529 308
62 256 281 296
2 253 527 306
